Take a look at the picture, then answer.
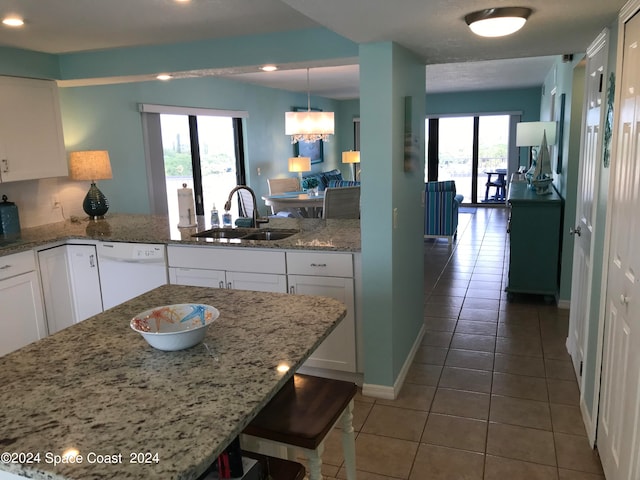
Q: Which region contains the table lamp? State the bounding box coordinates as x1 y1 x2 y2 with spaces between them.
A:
288 156 311 183
69 150 113 219
342 150 360 181
515 121 556 167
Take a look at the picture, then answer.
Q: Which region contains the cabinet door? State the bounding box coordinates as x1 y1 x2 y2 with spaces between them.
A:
38 245 102 334
0 76 67 182
288 275 356 372
0 271 47 356
169 267 226 288
226 271 287 293
66 245 103 322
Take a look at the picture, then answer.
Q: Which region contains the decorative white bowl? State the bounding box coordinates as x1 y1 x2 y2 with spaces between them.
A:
130 304 220 351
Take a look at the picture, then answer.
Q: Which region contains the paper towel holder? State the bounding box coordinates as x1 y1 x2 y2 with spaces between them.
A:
69 150 113 219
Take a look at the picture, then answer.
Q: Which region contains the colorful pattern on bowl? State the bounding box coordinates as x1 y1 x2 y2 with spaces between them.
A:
131 304 219 334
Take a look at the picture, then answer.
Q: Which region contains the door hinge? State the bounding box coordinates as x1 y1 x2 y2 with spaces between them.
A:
598 73 604 93
579 361 583 377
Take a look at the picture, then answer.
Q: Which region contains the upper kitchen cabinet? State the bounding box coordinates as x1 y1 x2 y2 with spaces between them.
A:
0 76 67 182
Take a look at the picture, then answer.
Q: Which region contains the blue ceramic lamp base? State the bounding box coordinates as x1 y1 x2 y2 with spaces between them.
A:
83 182 109 219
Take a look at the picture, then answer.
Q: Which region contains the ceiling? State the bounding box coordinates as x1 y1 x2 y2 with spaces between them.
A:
0 0 626 98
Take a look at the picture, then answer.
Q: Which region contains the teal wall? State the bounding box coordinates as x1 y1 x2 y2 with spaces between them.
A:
426 88 541 118
426 87 542 168
0 46 60 79
58 29 358 80
360 42 425 387
59 77 342 213
540 55 585 303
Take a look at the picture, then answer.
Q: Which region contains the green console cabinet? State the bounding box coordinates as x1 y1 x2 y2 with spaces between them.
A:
506 181 562 303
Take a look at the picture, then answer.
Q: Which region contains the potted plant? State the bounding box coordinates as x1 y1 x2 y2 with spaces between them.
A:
302 177 319 196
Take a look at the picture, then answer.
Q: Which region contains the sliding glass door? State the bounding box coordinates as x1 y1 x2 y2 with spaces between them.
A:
426 114 511 204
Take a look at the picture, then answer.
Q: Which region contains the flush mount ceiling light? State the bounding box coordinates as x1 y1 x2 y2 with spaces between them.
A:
285 68 334 144
2 16 24 27
465 7 531 37
156 74 172 81
260 65 278 72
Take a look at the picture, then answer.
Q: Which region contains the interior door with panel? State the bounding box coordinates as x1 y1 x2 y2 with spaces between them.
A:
598 7 640 479
567 32 608 408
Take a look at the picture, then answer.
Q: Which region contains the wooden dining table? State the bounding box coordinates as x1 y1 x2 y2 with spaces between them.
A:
262 191 325 218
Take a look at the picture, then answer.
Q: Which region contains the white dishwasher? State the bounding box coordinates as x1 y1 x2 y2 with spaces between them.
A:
97 242 168 310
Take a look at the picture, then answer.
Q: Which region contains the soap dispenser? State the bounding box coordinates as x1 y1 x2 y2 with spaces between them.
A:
210 203 220 228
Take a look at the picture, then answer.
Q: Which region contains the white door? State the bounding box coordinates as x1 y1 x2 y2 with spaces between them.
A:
0 271 46 356
169 267 226 288
66 245 103 321
598 7 640 479
567 34 608 384
289 274 356 372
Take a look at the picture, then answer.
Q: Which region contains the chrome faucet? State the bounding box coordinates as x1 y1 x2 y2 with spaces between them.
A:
224 185 269 228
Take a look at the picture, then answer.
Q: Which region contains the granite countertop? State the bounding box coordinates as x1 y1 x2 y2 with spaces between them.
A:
0 284 347 480
0 214 361 257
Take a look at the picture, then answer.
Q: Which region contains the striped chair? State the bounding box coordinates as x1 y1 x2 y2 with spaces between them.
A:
424 180 464 244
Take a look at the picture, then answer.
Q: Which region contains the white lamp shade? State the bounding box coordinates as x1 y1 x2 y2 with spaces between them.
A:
69 150 113 181
516 121 557 146
288 156 311 173
285 111 335 136
342 151 360 164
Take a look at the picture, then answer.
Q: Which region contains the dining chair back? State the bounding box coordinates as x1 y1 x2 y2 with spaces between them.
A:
322 186 360 219
237 188 255 218
267 177 301 215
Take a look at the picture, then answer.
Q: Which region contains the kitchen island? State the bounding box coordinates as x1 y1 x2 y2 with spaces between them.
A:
0 285 346 480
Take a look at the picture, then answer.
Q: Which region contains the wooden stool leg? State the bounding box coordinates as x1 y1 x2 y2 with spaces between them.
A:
303 443 324 480
341 400 357 480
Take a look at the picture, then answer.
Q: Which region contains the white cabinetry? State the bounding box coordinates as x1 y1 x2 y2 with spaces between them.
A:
167 246 287 293
287 251 357 373
0 250 47 356
38 244 103 334
0 76 67 182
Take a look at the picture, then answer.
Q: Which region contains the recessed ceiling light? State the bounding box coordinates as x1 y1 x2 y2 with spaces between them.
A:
260 65 278 72
2 16 24 27
156 74 172 81
465 7 531 37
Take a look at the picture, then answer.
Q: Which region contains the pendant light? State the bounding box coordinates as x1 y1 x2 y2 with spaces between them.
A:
285 68 334 144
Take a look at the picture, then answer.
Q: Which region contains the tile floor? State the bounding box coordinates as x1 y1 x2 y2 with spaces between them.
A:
315 207 605 479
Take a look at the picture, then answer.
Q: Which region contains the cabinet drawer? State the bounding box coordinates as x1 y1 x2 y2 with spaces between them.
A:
286 251 353 277
168 246 285 274
0 251 36 281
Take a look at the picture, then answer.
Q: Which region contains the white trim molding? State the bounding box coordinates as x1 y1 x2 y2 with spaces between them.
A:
138 103 249 118
362 324 426 400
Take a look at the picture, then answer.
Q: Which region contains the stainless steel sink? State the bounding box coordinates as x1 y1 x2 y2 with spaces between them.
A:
191 228 255 239
191 228 298 241
241 229 299 241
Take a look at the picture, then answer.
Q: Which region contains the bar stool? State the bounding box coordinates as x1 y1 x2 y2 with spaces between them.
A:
243 374 358 480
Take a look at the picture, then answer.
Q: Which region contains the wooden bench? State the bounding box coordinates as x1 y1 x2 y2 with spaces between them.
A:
243 374 358 480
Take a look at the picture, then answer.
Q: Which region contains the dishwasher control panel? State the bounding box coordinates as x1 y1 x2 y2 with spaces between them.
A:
98 243 166 262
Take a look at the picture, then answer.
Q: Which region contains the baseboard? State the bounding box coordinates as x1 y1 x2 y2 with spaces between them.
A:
557 299 571 309
362 323 426 400
580 397 596 447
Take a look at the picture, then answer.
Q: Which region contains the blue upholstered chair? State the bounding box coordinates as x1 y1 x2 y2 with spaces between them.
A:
424 180 464 244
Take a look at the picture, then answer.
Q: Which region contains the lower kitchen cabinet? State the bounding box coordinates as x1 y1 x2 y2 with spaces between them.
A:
38 244 103 334
0 250 47 356
169 267 287 292
287 251 357 373
167 246 287 293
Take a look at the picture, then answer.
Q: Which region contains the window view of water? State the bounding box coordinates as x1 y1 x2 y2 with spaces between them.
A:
426 115 509 204
160 114 239 236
